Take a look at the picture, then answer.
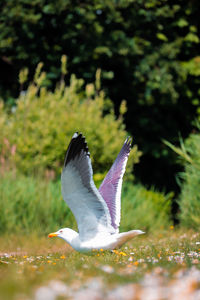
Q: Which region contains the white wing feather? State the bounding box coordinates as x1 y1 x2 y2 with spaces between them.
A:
61 133 114 241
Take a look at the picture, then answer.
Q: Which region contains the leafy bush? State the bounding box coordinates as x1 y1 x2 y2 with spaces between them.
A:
1 0 200 192
0 173 75 234
0 173 172 234
121 183 172 232
0 59 141 178
166 131 200 230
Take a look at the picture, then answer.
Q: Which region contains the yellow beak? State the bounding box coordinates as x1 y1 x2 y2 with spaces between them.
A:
48 232 58 238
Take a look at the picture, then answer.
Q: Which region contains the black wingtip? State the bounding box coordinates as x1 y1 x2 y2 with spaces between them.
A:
64 132 90 167
125 136 133 149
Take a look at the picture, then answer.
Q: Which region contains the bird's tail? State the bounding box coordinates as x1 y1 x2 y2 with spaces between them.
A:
115 230 145 249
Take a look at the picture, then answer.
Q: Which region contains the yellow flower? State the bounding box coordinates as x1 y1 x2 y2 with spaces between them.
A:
60 255 66 259
119 251 127 256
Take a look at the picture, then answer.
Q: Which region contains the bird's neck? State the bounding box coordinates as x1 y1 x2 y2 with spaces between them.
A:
61 230 79 247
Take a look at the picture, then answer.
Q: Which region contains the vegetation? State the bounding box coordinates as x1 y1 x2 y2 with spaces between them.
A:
0 173 171 234
0 59 141 178
0 60 172 235
121 184 172 232
0 231 199 300
1 0 200 191
165 127 200 230
0 1 200 298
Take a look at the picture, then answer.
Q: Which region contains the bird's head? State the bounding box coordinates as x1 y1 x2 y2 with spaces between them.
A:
48 228 78 244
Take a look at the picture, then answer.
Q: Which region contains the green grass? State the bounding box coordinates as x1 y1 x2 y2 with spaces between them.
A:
0 230 199 300
1 173 198 298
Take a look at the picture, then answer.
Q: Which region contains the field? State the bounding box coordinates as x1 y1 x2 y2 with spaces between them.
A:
0 230 200 300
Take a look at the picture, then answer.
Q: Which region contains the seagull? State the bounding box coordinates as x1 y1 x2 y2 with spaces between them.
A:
48 133 144 252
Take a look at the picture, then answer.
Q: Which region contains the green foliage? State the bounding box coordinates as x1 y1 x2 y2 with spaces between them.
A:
0 173 171 234
0 173 75 234
1 0 199 106
0 0 200 191
166 129 200 229
167 125 200 231
121 183 172 232
0 61 141 177
182 57 200 77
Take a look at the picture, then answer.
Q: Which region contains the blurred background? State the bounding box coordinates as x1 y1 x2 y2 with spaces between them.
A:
0 0 200 233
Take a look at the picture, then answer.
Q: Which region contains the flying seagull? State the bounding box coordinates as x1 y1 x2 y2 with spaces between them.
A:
48 133 144 252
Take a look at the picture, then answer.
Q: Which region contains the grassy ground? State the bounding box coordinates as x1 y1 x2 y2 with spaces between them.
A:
0 230 200 300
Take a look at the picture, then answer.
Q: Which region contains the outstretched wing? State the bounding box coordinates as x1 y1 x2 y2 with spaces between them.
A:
99 138 132 232
61 133 113 241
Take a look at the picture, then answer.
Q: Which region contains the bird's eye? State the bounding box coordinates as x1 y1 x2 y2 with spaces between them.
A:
60 230 63 233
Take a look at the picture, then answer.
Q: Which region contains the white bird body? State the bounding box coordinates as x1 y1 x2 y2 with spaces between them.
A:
52 228 143 253
48 133 144 252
